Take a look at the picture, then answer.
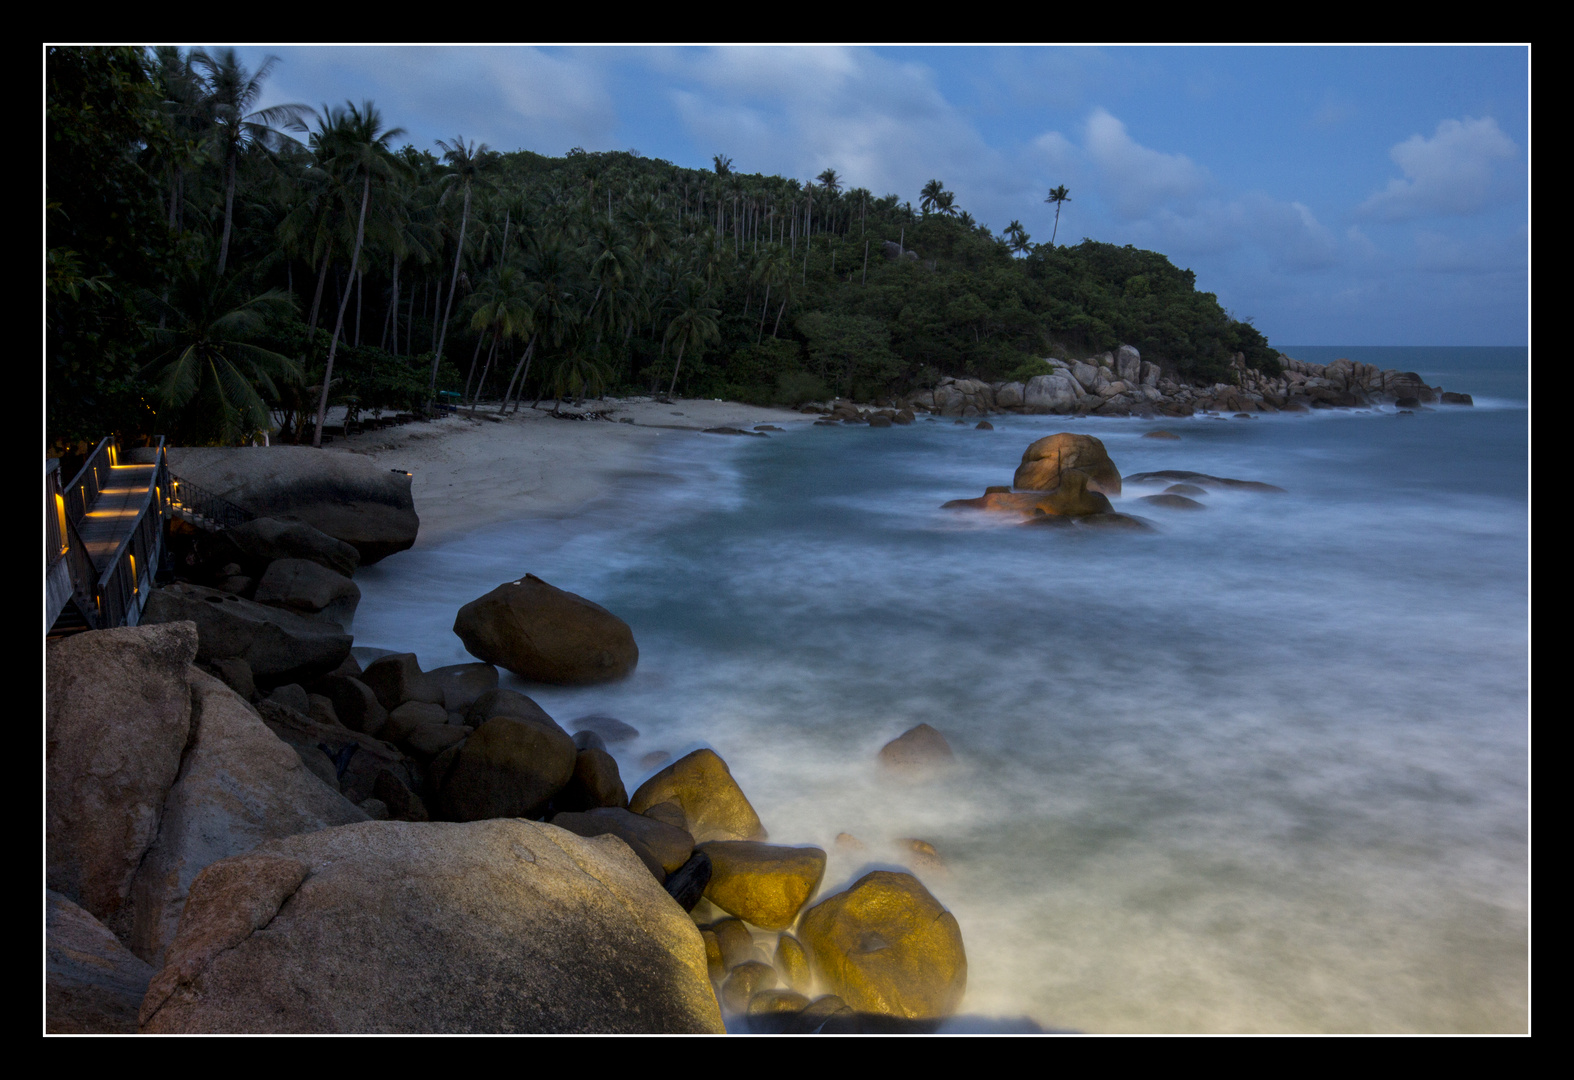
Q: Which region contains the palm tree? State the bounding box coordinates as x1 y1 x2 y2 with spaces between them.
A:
429 135 495 394
309 101 408 448
465 263 532 408
1045 185 1071 246
920 179 945 216
139 274 302 444
663 278 721 398
190 48 309 278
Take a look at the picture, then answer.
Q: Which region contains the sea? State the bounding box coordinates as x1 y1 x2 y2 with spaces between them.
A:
351 345 1529 1034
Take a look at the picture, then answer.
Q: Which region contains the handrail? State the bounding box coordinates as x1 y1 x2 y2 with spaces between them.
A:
61 436 115 526
167 472 254 531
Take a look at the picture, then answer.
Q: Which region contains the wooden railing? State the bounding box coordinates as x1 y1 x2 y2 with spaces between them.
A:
168 473 253 531
47 437 171 634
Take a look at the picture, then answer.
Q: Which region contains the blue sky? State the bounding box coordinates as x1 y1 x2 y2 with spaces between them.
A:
221 45 1529 347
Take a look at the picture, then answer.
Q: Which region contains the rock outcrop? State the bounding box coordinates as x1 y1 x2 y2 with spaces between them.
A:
46 890 156 1034
165 446 419 564
1013 433 1122 495
141 582 352 688
137 819 724 1033
125 669 368 967
453 574 638 685
45 623 198 930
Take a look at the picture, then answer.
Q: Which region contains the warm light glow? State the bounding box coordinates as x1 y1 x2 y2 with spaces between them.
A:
129 553 138 595
54 494 68 554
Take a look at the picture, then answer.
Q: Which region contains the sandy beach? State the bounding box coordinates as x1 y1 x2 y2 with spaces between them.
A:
325 397 813 546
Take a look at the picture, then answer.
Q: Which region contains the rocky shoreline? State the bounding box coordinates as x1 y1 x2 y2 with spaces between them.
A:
796 346 1474 422
45 455 971 1034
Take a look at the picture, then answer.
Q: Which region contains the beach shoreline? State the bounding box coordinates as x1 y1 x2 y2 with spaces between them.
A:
325 397 813 547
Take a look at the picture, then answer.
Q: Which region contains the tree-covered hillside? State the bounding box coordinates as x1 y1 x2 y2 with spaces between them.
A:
45 46 1279 452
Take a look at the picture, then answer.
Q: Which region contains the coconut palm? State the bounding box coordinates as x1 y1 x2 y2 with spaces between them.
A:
139 273 301 444
428 135 496 394
1045 185 1071 246
308 101 408 447
920 179 945 216
190 48 309 278
663 277 721 397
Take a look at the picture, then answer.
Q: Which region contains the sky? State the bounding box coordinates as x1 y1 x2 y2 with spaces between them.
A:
218 45 1529 347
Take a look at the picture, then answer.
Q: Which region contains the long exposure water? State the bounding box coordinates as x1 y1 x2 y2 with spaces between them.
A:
353 347 1528 1033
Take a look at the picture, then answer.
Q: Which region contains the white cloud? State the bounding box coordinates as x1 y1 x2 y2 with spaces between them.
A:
1359 116 1519 219
1082 107 1210 219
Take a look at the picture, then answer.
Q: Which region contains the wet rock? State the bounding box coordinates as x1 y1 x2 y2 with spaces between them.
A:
46 623 197 929
573 729 606 752
1441 391 1474 406
776 933 812 993
138 820 723 1033
745 989 812 1032
722 962 779 1015
1163 483 1207 496
697 842 829 930
1012 432 1121 495
974 420 993 430
1031 470 1115 517
628 749 767 843
709 917 761 971
800 871 966 1022
867 414 893 428
786 994 857 1033
878 724 955 772
453 574 639 685
434 716 577 822
1138 493 1207 510
1142 430 1181 440
1125 470 1286 493
46 890 155 1034
942 490 1044 514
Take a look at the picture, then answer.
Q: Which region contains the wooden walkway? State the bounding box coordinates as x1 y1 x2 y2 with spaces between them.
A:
47 438 171 635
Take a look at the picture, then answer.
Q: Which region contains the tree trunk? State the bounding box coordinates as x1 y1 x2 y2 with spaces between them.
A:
471 330 500 414
667 341 687 399
462 331 487 402
772 298 786 339
429 181 471 393
308 256 329 331
501 334 537 413
757 282 771 343
313 171 371 449
217 148 237 278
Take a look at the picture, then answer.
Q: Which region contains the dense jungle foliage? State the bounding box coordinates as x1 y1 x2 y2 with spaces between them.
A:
45 46 1279 452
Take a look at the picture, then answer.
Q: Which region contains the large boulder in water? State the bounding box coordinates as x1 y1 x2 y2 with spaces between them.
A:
1012 433 1121 495
46 623 198 932
800 871 966 1023
1031 470 1115 517
453 574 638 685
165 446 418 564
697 841 828 930
137 819 724 1033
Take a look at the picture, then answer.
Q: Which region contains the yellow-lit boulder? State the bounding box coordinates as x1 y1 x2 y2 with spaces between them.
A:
628 749 766 843
1012 432 1121 494
800 871 966 1021
697 842 827 931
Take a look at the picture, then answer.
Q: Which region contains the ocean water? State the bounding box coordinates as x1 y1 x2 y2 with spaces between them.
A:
352 346 1529 1033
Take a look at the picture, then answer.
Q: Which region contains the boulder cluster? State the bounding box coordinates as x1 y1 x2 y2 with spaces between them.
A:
944 432 1289 524
49 585 968 1032
800 344 1473 420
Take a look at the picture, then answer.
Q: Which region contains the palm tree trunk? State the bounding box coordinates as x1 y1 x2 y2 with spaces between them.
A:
757 282 771 343
772 298 786 339
313 172 371 449
217 148 237 277
462 332 487 402
667 341 687 399
501 333 537 413
308 257 329 330
429 182 471 394
471 331 500 413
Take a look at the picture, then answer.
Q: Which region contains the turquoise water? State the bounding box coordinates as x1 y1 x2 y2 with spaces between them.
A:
353 347 1529 1032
